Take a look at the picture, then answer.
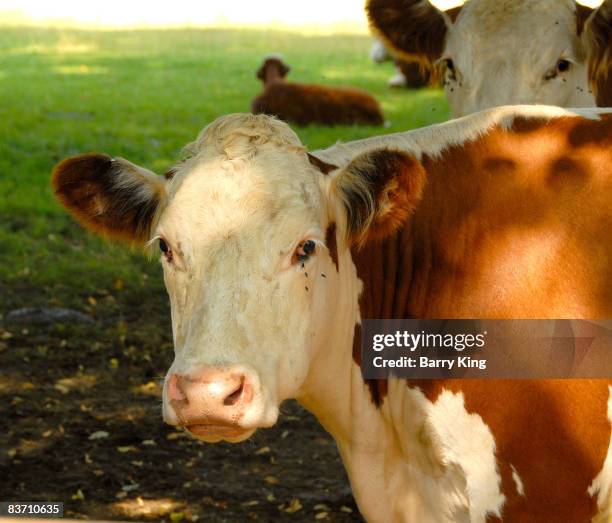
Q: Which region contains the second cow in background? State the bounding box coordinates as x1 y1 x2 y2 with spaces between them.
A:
367 0 611 116
252 55 385 126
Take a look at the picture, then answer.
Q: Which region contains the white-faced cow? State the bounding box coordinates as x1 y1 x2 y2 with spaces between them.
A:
53 106 612 522
367 0 612 116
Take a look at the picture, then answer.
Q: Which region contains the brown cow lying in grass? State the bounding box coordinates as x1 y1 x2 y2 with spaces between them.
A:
251 55 384 126
53 106 612 522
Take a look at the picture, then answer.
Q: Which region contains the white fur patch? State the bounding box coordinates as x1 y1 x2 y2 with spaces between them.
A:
426 389 506 521
588 385 612 521
510 465 525 497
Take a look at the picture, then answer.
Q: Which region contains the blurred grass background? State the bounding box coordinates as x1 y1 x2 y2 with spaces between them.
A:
0 25 450 312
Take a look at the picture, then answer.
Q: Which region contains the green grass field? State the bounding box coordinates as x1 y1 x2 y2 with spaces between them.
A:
0 25 449 311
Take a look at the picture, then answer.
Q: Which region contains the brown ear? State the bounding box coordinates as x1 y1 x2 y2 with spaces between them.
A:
51 153 165 244
576 3 594 36
256 63 266 81
308 153 338 175
582 0 612 106
279 61 290 78
366 0 461 67
334 148 426 247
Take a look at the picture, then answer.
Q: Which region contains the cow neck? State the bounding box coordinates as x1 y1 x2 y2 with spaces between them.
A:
298 219 422 445
352 219 419 320
350 219 426 409
264 67 285 86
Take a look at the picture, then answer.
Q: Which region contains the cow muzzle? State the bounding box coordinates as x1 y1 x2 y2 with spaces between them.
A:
162 365 276 443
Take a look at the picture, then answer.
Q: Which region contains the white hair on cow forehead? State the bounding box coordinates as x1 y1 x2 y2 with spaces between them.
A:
184 112 305 160
154 113 324 251
450 0 584 66
459 0 577 31
162 113 309 199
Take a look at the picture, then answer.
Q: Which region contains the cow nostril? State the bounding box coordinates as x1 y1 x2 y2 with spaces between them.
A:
168 373 187 402
223 377 245 406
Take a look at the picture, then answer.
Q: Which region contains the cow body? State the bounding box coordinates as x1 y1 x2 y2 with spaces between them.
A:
367 0 612 116
252 56 384 126
309 106 612 522
53 106 612 522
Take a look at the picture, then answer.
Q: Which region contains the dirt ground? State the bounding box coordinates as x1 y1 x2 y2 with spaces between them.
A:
0 280 362 522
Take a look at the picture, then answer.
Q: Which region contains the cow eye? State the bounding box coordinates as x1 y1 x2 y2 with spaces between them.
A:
159 238 172 261
556 59 570 73
293 239 316 264
545 59 571 80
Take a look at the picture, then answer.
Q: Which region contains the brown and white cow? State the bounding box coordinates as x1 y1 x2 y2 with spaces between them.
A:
367 0 612 116
52 106 612 522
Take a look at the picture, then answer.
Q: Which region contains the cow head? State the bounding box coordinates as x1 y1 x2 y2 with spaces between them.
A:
256 54 291 85
52 114 425 442
367 0 611 115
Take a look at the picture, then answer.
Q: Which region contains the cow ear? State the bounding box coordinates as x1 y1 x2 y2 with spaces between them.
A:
52 153 166 244
308 153 338 175
256 63 266 81
366 0 460 67
582 0 612 106
280 61 291 78
333 148 426 247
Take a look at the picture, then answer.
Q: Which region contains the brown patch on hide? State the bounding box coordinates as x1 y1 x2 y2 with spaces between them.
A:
509 116 552 134
307 153 338 175
346 113 612 512
325 223 339 271
404 379 610 523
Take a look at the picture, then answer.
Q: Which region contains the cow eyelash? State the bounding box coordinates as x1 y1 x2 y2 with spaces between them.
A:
158 238 173 262
292 239 317 265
